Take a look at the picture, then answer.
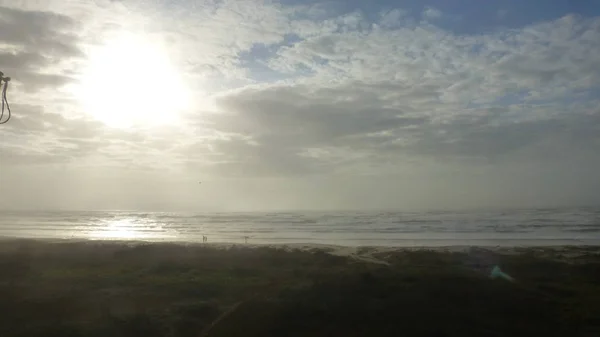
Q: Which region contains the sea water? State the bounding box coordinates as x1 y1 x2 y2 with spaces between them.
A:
0 207 599 246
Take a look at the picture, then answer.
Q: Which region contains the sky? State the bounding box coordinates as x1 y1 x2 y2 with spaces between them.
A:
0 0 599 212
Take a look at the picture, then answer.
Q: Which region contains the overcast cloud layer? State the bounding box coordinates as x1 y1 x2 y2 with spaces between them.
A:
1 0 599 211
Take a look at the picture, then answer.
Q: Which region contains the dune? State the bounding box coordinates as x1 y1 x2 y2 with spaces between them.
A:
1 238 598 336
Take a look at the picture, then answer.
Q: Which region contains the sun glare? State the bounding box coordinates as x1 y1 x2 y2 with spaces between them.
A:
76 34 191 128
88 219 143 240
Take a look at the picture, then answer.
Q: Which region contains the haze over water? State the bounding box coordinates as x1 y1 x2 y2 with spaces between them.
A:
1 207 599 247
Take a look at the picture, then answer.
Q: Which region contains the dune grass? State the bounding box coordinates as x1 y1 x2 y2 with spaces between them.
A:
0 240 598 337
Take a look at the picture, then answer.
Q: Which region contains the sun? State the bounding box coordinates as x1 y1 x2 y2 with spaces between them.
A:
75 33 191 128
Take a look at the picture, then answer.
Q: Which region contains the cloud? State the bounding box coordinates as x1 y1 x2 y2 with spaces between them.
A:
0 104 103 165
0 5 82 92
193 81 599 177
380 9 409 28
423 6 442 20
177 12 600 178
1 1 600 210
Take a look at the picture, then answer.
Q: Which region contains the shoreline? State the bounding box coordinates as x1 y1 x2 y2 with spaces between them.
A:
2 234 598 247
2 236 599 265
2 235 598 251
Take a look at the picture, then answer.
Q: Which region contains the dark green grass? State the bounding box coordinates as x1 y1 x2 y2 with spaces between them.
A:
0 240 598 337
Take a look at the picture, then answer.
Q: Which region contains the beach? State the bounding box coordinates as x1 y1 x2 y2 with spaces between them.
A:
3 1 600 336
1 238 599 337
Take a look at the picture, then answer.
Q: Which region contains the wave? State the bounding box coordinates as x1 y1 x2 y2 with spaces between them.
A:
1 207 599 245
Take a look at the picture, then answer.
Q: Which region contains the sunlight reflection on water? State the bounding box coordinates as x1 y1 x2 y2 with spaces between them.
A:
87 218 166 240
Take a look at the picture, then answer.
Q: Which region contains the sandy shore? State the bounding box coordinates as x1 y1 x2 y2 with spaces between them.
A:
3 236 598 265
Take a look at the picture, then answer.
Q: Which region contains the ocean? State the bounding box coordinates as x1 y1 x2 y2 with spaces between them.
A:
1 207 599 246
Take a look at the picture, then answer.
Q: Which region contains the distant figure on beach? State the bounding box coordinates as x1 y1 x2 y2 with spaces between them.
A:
243 236 251 244
203 235 207 243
